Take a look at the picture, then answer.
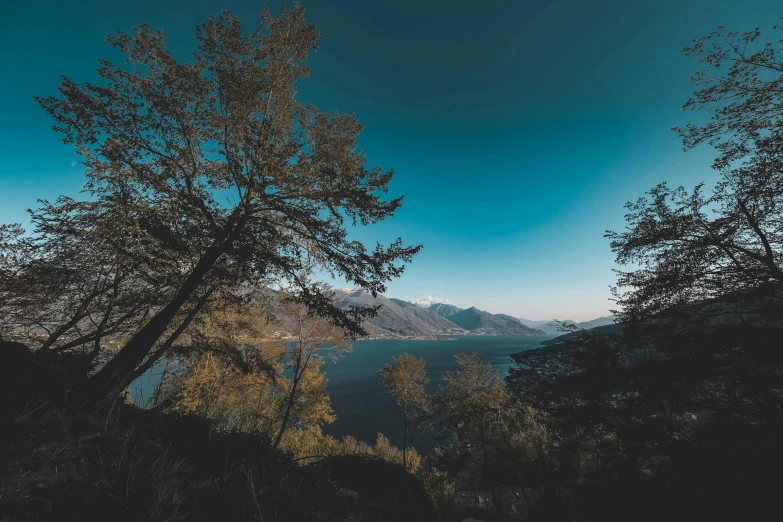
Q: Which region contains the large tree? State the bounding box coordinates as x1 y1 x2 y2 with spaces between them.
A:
607 20 783 337
34 6 420 411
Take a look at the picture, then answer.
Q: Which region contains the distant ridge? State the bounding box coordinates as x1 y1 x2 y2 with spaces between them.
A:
332 291 548 338
518 315 616 334
447 306 546 336
427 303 464 318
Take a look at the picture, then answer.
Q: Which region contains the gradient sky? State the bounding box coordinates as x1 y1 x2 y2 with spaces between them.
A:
1 0 780 321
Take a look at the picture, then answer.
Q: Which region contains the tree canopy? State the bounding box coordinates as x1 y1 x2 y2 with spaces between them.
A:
24 5 420 410
378 353 429 470
607 20 783 337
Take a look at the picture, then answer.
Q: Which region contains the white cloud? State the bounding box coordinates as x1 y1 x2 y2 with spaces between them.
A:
411 296 455 307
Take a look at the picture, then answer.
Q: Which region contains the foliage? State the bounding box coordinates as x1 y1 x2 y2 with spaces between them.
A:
441 352 516 461
0 196 182 353
675 19 783 171
378 353 428 470
174 349 333 441
1 347 436 521
29 4 420 409
608 20 783 339
273 291 350 447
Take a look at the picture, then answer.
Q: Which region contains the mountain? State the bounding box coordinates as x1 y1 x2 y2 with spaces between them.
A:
541 323 624 345
428 303 464 318
574 315 616 330
333 291 547 338
518 316 616 334
447 307 546 336
334 289 465 338
388 299 467 335
517 318 574 334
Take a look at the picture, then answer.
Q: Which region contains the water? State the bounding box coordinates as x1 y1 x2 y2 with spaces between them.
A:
130 335 554 454
320 335 551 453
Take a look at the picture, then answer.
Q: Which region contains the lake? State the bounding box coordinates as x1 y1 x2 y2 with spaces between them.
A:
130 334 554 455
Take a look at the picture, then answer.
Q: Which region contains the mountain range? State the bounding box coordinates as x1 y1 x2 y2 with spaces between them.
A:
517 315 616 334
335 289 554 338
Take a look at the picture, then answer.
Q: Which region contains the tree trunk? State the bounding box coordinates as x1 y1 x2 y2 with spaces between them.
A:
83 221 238 414
273 343 307 449
403 413 408 472
126 288 214 384
273 375 299 449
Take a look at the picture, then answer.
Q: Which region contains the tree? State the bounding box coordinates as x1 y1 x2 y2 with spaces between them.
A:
442 352 514 465
175 353 288 434
607 20 783 339
440 352 544 514
675 20 783 171
34 5 420 411
0 196 184 354
378 353 429 471
272 290 350 449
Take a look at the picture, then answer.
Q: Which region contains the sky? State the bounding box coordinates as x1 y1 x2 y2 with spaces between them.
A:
1 0 780 321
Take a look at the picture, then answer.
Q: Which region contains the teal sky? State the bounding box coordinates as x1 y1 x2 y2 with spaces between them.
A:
1 0 780 321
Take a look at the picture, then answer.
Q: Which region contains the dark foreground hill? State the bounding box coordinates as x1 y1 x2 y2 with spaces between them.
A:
0 344 435 522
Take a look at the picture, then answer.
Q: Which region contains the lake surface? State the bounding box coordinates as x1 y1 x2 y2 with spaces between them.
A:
130 335 554 455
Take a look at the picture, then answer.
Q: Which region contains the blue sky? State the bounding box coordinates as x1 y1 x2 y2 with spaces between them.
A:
1 0 780 321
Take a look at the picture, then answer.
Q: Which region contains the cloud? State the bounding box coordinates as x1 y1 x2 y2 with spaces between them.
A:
411 296 455 307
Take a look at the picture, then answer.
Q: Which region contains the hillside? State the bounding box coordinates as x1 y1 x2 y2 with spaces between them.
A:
388 298 467 335
334 289 459 338
447 307 546 336
428 303 464 318
333 291 548 338
518 316 615 334
540 323 624 345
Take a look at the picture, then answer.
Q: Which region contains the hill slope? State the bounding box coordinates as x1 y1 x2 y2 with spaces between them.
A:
388 299 466 335
448 307 546 336
518 316 616 334
428 303 464 318
334 290 460 338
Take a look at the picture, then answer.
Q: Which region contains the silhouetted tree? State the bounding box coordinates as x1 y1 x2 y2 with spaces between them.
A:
378 353 429 471
675 20 783 171
607 21 783 338
33 5 420 411
0 196 184 354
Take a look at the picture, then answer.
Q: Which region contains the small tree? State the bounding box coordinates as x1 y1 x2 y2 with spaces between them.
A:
442 352 514 465
272 290 350 449
378 353 429 471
